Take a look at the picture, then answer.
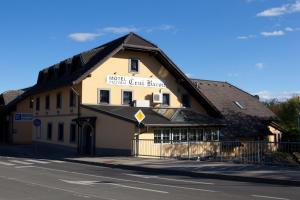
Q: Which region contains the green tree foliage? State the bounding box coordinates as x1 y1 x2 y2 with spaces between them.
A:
265 97 300 141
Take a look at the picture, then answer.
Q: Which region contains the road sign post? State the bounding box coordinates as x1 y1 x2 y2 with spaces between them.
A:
134 109 146 157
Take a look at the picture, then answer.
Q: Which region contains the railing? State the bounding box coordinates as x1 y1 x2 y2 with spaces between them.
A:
132 139 300 165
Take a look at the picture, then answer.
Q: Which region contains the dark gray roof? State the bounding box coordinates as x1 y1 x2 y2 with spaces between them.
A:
191 79 277 139
25 32 220 117
81 104 225 127
0 88 29 106
191 79 276 119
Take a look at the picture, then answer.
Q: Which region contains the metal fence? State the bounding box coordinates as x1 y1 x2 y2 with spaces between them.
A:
132 139 300 165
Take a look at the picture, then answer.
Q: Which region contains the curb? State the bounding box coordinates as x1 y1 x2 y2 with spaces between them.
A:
64 158 300 186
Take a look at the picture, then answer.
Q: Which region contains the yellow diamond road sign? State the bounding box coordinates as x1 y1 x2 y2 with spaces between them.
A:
134 109 145 123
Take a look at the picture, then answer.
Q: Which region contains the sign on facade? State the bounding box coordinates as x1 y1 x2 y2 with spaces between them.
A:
15 113 33 121
106 75 166 88
134 109 146 123
33 119 41 127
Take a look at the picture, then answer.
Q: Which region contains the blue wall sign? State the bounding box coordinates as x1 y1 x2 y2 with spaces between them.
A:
15 113 33 121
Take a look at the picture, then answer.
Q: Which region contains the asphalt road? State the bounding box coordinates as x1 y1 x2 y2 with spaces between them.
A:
0 156 299 200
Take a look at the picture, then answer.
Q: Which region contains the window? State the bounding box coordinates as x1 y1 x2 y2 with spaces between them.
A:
162 93 170 106
69 90 76 107
196 129 204 141
129 58 139 72
182 95 191 107
98 89 110 104
56 93 62 109
47 123 52 140
211 129 219 141
58 123 64 142
69 123 76 143
204 129 212 141
172 129 180 142
45 95 50 110
189 129 197 142
154 130 161 143
35 97 40 111
122 91 133 105
162 129 171 143
234 101 245 109
29 98 34 109
180 129 188 142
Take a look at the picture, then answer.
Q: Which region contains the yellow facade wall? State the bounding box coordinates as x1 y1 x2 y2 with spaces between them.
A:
11 97 33 144
82 50 207 113
32 84 81 147
81 107 136 151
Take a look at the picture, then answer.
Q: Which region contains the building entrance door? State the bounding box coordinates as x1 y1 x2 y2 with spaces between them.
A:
82 124 94 155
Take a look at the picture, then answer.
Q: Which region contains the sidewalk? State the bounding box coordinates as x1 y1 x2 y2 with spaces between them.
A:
1 144 300 186
65 156 300 186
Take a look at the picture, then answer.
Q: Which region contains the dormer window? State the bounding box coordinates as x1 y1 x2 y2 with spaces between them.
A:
129 58 139 73
234 101 245 109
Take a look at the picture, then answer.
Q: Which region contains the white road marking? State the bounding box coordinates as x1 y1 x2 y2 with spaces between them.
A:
25 159 50 164
124 173 214 185
41 159 65 163
15 166 35 169
0 161 15 166
60 179 99 186
108 183 168 194
10 160 33 165
0 175 116 200
32 166 218 193
251 195 290 200
60 179 168 194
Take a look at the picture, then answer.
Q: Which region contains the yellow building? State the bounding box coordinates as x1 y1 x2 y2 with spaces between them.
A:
0 33 282 157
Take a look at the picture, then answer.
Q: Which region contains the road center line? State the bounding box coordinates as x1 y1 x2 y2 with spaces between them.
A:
31 165 218 193
124 173 214 185
251 194 290 200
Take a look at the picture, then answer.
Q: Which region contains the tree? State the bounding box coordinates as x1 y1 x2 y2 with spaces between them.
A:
265 97 300 141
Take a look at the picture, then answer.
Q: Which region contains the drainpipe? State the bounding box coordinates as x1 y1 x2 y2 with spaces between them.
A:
71 86 81 154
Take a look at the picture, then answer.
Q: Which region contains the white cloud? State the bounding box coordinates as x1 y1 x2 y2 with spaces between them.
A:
285 27 294 32
102 26 139 34
261 30 285 37
255 90 300 101
146 24 177 33
257 1 300 17
255 62 264 69
237 35 256 40
68 32 102 42
255 90 273 100
69 24 176 42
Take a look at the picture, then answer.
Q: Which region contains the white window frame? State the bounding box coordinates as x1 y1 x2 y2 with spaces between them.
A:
58 122 64 142
162 93 170 107
153 129 171 144
47 122 52 141
128 58 140 73
69 123 77 144
97 88 111 105
121 90 134 105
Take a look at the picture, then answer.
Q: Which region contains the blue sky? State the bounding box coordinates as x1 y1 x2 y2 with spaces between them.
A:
0 0 299 100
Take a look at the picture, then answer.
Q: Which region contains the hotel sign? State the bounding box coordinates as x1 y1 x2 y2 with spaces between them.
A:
106 75 166 88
